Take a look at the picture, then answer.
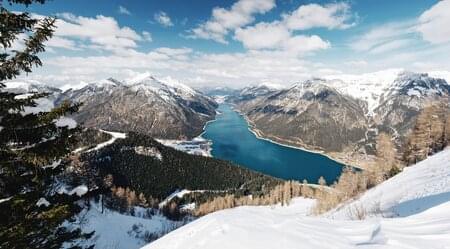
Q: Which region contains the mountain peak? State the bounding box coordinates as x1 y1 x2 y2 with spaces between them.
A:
125 72 156 85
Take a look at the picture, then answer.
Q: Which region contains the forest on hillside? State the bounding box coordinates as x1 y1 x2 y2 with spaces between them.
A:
83 132 281 201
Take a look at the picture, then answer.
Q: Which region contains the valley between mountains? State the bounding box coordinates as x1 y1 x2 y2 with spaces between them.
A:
3 69 450 249
3 1 450 249
228 70 450 168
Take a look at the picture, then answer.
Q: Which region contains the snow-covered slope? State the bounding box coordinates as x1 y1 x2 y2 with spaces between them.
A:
63 202 191 249
330 148 450 219
143 149 450 249
323 69 403 115
4 79 62 94
85 130 127 152
238 82 285 99
4 80 62 114
324 69 450 116
125 73 199 102
58 73 217 139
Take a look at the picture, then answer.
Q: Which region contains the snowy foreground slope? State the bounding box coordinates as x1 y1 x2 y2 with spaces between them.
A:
63 202 190 249
144 149 450 249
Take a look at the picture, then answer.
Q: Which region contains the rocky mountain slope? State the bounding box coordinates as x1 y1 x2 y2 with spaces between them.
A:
5 74 218 140
231 71 450 167
144 148 450 249
58 74 218 139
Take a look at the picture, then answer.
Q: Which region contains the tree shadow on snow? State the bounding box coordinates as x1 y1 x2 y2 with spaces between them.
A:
391 191 450 217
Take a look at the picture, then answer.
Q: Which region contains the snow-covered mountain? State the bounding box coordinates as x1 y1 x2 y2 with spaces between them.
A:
3 74 218 139
322 69 404 116
144 148 450 249
57 73 218 139
4 80 62 114
231 70 450 167
198 86 240 97
235 82 285 101
324 70 450 116
4 79 62 95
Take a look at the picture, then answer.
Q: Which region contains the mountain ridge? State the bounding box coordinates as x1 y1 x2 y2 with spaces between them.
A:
230 70 450 168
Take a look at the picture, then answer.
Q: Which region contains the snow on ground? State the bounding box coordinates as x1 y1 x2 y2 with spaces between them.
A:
158 189 192 208
54 117 77 129
143 149 450 249
213 95 227 104
324 68 403 116
156 137 211 157
57 184 89 197
86 130 127 152
36 197 50 207
0 197 13 204
42 159 62 169
22 97 55 114
329 148 450 219
158 189 205 209
63 202 190 249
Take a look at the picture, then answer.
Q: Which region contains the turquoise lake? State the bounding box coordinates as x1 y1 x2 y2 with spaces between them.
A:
202 104 344 184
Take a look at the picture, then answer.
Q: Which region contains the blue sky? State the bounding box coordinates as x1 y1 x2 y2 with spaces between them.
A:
8 0 450 88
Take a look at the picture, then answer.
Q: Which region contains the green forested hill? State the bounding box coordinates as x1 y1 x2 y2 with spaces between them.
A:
84 132 280 200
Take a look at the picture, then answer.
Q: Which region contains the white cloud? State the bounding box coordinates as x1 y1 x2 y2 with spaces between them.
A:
235 22 290 50
154 11 173 27
235 22 329 54
118 6 131 15
284 2 355 30
25 45 339 89
345 60 368 67
14 2 450 90
417 0 450 44
232 2 345 55
154 47 193 57
350 21 415 52
142 31 152 42
189 0 275 43
283 35 330 54
46 36 79 50
369 39 413 54
54 14 143 53
351 1 450 56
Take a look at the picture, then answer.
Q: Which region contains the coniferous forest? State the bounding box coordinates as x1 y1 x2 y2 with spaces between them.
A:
85 132 281 200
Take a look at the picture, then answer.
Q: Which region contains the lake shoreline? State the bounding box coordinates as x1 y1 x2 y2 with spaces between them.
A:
230 105 364 170
201 103 348 183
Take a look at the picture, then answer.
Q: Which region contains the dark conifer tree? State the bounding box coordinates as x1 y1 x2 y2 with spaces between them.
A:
0 1 92 248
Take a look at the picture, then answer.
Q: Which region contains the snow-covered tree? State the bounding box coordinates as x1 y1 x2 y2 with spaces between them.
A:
0 1 91 248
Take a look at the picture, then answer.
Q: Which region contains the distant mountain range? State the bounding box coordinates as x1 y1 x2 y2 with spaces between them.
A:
5 70 450 167
6 74 218 139
230 70 450 167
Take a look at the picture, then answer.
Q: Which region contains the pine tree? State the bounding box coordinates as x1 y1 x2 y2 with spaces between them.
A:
0 1 92 248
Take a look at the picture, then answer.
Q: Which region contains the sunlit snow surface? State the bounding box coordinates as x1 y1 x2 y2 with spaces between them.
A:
156 137 211 157
85 130 127 152
144 149 450 249
63 202 191 249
